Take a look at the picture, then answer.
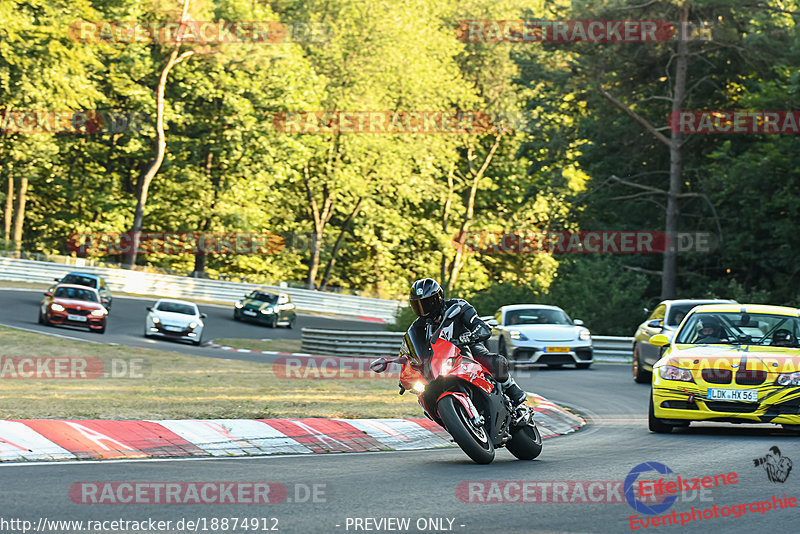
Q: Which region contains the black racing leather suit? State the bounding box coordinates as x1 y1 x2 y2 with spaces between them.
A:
410 298 510 382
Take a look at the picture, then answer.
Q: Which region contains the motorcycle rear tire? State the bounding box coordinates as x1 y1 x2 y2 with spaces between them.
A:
507 424 543 460
438 395 495 464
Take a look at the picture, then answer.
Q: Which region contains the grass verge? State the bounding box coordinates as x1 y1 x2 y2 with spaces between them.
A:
0 325 420 420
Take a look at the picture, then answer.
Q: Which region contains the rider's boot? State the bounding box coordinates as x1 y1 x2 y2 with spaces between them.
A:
501 377 527 406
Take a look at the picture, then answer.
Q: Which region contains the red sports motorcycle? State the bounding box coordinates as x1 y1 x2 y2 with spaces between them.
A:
371 304 542 464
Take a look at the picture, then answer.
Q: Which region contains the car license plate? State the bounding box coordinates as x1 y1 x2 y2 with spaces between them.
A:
67 314 87 322
545 347 569 353
706 389 758 402
243 310 257 316
165 326 183 332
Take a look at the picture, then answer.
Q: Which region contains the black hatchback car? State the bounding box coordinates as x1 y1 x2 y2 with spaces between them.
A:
233 290 296 328
51 272 113 311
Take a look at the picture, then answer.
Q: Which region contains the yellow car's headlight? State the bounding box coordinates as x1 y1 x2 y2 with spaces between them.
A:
658 365 693 382
777 372 800 386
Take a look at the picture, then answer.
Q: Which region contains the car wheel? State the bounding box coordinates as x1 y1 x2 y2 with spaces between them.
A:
38 309 44 324
648 394 674 434
233 311 241 321
193 335 203 346
96 324 106 334
269 315 278 328
576 362 591 369
286 315 296 329
633 344 651 383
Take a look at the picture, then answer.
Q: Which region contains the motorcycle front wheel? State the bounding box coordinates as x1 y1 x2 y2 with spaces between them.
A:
437 395 495 464
506 424 542 460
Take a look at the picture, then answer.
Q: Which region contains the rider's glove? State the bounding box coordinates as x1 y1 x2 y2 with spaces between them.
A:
457 332 473 346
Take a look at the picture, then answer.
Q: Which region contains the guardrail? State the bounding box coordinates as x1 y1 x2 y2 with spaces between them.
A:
301 329 635 362
0 257 403 322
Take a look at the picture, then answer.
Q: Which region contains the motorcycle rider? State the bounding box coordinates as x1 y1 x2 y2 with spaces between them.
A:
407 278 527 406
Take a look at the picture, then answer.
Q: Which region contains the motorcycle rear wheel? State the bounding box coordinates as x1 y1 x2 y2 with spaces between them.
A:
507 424 542 460
438 395 495 464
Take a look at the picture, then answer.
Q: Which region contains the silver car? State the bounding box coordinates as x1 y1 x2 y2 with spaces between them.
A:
144 298 207 346
487 305 593 369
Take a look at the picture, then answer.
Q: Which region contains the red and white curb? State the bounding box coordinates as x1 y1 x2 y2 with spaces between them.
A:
0 395 583 462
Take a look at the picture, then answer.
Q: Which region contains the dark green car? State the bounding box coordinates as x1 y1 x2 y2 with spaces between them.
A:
233 290 297 328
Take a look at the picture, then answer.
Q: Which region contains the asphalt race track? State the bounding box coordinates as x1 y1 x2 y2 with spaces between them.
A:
2 364 798 533
0 288 384 361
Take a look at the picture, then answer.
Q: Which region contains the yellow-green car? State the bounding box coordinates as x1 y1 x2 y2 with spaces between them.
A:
649 304 800 433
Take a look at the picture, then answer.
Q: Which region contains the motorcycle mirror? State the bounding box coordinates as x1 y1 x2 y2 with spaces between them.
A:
370 358 388 373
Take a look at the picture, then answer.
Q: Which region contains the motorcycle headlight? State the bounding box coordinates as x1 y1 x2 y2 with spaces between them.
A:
509 330 528 341
189 321 198 329
777 372 800 386
235 301 243 309
90 309 106 317
50 303 65 312
579 329 591 341
658 365 694 382
411 381 426 394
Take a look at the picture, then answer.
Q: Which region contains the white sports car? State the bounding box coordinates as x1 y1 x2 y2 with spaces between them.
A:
144 298 207 346
487 304 593 369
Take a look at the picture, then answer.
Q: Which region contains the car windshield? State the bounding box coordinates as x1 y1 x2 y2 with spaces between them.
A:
676 312 800 347
249 292 278 303
667 302 727 326
505 308 572 326
61 274 98 288
54 287 98 302
155 302 197 315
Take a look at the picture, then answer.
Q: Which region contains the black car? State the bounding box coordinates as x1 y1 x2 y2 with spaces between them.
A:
52 272 113 311
632 298 736 383
233 290 296 328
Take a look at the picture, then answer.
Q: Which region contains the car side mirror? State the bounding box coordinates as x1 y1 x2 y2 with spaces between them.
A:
44 291 52 297
647 319 664 329
200 313 207 319
650 334 670 347
146 306 153 311
488 319 499 327
574 319 584 326
53 278 60 282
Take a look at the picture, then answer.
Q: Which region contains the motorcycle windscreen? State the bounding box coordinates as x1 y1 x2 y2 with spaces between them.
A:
403 324 432 367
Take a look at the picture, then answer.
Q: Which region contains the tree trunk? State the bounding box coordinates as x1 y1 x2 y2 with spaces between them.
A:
440 163 455 282
4 172 13 244
303 164 334 289
192 151 216 278
12 175 27 254
124 0 195 268
319 196 363 291
447 135 503 291
661 2 689 299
